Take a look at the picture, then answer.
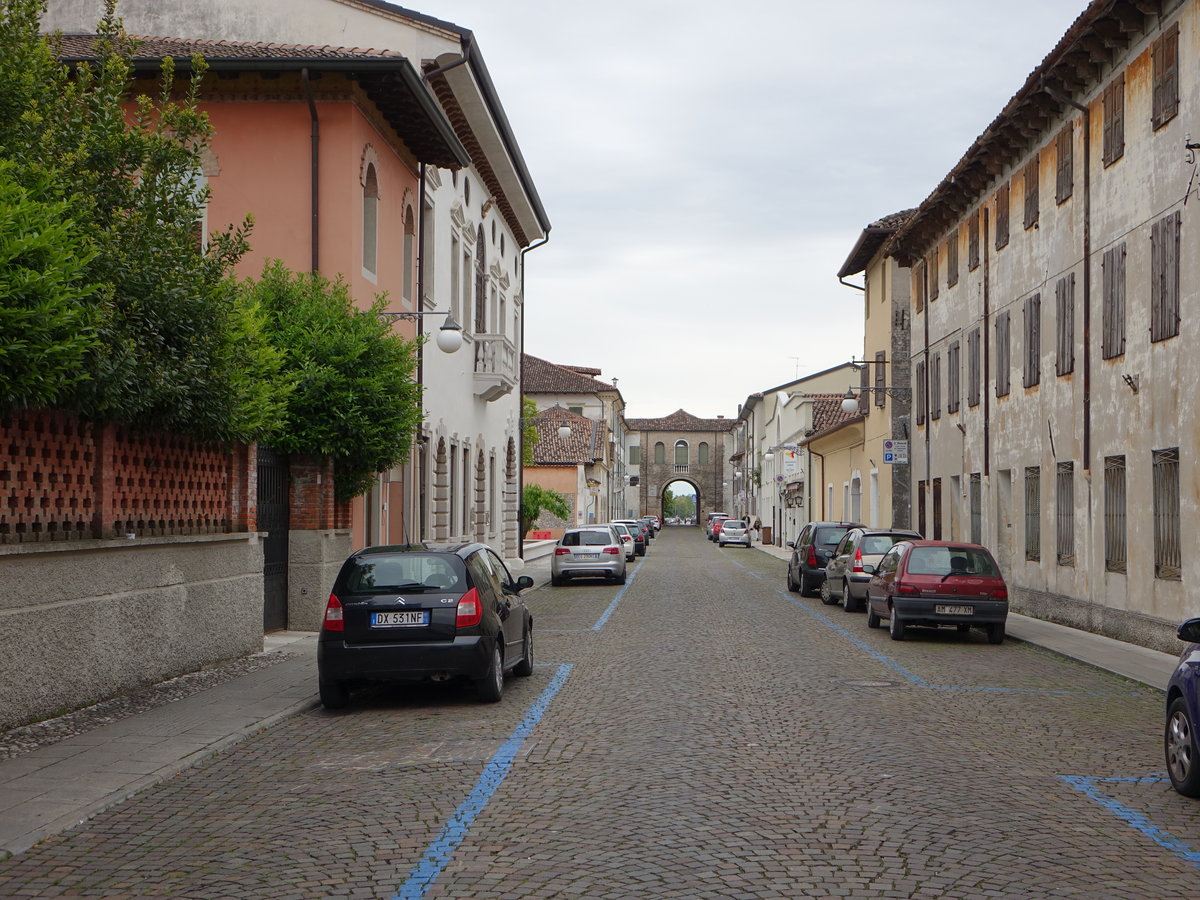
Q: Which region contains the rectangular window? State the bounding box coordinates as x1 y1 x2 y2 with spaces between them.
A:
462 250 472 335
968 211 980 271
930 352 941 420
874 350 886 408
928 248 939 301
1025 466 1041 561
1024 293 1041 388
1104 455 1127 573
1024 158 1039 230
967 327 981 407
628 445 640 465
946 229 959 288
947 340 961 413
932 478 943 540
969 473 982 544
449 234 461 323
1151 211 1181 342
1103 73 1125 166
918 480 927 538
1153 447 1181 579
996 183 1010 250
996 311 1011 397
1056 274 1075 376
1102 243 1126 358
1056 124 1073 204
449 444 457 534
1152 23 1180 131
915 359 927 426
1056 462 1075 566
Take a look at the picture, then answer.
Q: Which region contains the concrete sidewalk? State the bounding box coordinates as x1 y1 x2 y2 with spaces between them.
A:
0 537 1178 860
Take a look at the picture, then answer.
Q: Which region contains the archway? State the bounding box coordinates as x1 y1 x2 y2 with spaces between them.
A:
661 478 699 525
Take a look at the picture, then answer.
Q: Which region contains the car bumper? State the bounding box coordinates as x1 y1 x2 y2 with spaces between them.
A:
318 634 491 683
892 598 1008 626
552 560 625 579
844 573 871 599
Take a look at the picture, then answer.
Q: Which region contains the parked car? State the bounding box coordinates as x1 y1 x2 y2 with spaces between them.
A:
822 527 923 611
640 516 656 540
551 526 628 585
317 542 534 709
785 520 863 595
1165 617 1200 796
707 515 730 542
609 522 637 561
717 519 752 548
865 540 1008 643
613 519 649 556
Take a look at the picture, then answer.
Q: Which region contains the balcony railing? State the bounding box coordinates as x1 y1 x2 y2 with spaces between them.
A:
473 333 517 401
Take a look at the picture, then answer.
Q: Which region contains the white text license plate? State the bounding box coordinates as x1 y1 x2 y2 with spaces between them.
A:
371 611 429 627
936 604 973 615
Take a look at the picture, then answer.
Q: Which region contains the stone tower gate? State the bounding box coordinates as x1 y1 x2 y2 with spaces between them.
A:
624 410 735 522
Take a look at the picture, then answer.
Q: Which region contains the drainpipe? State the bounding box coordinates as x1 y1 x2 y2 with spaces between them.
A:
983 209 991 478
1043 84 1091 472
422 34 474 83
300 68 319 273
516 234 551 559
414 162 428 543
838 276 865 292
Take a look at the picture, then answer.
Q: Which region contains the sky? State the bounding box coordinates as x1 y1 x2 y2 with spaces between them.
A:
420 0 1090 419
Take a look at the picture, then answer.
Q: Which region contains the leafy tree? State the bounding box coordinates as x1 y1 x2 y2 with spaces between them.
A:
246 261 423 502
520 395 539 465
520 483 570 538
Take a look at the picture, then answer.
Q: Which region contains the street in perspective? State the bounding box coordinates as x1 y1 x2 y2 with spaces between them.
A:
2 527 1199 898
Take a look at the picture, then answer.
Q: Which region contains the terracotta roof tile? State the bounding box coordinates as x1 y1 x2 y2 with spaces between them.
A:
522 354 614 393
625 409 734 432
530 406 603 465
803 395 862 443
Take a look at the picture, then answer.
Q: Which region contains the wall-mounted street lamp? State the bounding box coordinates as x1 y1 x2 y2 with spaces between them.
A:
840 385 911 415
521 416 573 441
378 309 464 353
763 444 797 462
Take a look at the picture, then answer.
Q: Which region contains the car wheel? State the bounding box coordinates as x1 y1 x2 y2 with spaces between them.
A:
1166 697 1200 797
986 622 1005 645
513 625 534 677
819 579 837 605
319 679 348 710
800 575 818 598
718 542 725 548
551 574 564 586
866 605 881 629
476 641 504 702
786 565 800 593
615 569 627 585
888 611 906 641
842 580 860 613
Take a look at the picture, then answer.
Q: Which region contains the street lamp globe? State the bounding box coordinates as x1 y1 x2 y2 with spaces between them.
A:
840 388 861 415
557 424 572 440
435 313 464 353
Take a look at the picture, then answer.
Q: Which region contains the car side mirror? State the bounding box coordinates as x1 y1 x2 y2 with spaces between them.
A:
1177 617 1200 643
862 564 876 575
515 575 534 591
786 541 796 549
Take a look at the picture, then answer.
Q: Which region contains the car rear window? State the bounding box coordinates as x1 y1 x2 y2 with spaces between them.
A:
906 547 999 577
342 555 463 593
815 527 851 546
861 535 906 554
563 530 612 546
724 520 745 528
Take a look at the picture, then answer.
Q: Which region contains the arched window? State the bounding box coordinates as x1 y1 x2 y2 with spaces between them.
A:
674 441 689 466
654 442 666 465
698 442 710 465
362 163 378 277
402 205 415 304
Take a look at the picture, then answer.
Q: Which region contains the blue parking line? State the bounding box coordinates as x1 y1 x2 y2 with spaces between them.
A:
391 664 573 900
1060 774 1200 869
591 563 641 631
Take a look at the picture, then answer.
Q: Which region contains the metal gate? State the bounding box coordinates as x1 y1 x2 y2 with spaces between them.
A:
257 447 289 632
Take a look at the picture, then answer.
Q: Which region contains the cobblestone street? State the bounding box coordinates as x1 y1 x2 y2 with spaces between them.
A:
2 527 1197 898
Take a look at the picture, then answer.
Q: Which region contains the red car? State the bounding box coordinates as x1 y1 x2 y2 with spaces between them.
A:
865 540 1008 644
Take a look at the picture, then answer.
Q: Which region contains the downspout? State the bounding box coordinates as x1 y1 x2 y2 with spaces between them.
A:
983 210 991 477
300 68 319 273
923 257 931 507
516 234 551 558
422 34 474 83
1043 84 1091 472
838 276 865 292
414 162 428 543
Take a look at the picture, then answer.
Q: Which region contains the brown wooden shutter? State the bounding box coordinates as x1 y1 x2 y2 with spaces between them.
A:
1056 125 1073 203
1024 159 1039 229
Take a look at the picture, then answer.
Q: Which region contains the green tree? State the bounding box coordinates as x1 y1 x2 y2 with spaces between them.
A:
521 396 539 465
246 261 423 502
520 483 570 538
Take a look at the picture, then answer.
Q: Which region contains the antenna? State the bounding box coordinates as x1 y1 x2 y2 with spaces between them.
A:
789 357 802 378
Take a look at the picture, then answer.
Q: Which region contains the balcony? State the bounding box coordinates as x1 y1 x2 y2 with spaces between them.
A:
473 333 517 401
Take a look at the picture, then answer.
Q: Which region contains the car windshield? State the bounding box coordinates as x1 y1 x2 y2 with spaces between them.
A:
906 547 999 577
343 555 463 592
563 530 613 547
815 527 851 546
861 535 907 554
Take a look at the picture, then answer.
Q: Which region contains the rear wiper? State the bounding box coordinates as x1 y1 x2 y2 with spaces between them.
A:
374 582 428 592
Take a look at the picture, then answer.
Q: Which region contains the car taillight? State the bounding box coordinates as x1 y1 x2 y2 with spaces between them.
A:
456 588 483 628
322 593 344 632
806 545 818 566
895 581 920 595
554 547 570 556
603 546 620 555
852 546 864 573
991 586 1009 600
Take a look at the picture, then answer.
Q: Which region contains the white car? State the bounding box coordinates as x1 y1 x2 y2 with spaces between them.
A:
717 519 752 548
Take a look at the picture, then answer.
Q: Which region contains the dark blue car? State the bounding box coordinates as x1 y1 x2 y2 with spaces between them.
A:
1165 617 1200 796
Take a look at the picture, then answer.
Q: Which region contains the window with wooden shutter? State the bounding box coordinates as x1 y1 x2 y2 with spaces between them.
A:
1055 125 1073 204
930 352 941 420
915 359 927 426
968 211 980 271
947 341 961 413
914 260 926 313
946 229 959 288
859 362 870 419
1151 211 1181 342
1056 274 1074 376
1024 158 1039 230
967 327 981 407
995 183 1010 250
996 311 1011 397
969 473 982 544
918 480 927 537
1024 294 1041 388
928 248 939 301
874 350 886 408
1152 23 1179 131
1102 243 1126 358
1102 73 1125 166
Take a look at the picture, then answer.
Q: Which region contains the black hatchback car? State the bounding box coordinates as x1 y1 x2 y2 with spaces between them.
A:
317 543 534 709
785 520 864 597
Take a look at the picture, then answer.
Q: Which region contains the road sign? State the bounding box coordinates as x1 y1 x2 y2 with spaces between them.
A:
882 439 909 464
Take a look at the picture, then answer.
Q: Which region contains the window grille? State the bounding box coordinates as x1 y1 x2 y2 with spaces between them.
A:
1024 294 1041 388
967 327 981 407
1152 23 1179 130
1024 158 1039 230
1025 466 1041 561
1104 455 1126 573
1150 211 1181 343
1056 462 1074 566
1102 73 1125 166
1056 125 1073 204
996 183 1010 250
1153 448 1181 579
969 473 982 544
1056 274 1075 376
1102 243 1126 358
996 311 1011 397
947 341 961 413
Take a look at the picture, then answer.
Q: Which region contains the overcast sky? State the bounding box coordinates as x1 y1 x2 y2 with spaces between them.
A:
422 0 1088 419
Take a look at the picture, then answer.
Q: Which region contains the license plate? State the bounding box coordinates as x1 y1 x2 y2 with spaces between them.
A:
371 611 429 627
575 553 599 560
936 605 973 615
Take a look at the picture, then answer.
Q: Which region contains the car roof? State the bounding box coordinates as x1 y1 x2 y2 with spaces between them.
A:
853 528 922 536
902 539 992 550
350 542 485 560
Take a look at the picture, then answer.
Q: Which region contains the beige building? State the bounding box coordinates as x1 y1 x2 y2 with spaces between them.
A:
885 0 1197 651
